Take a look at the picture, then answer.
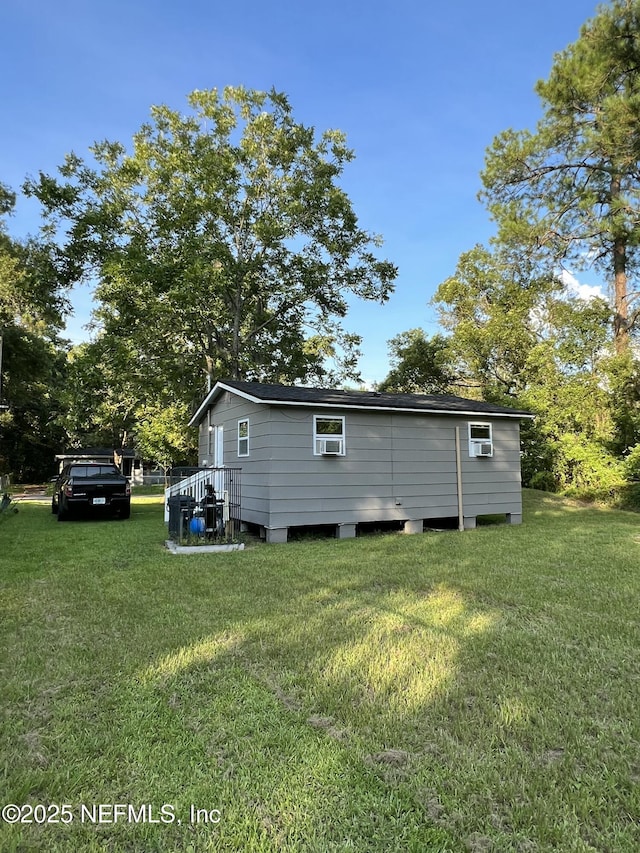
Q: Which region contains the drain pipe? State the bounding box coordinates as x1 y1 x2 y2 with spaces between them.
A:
455 426 464 531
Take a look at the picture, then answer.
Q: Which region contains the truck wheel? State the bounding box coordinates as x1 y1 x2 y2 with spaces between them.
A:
120 504 131 520
57 501 69 522
51 497 58 514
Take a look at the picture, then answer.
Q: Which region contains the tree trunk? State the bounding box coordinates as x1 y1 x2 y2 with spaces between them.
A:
204 354 215 391
611 173 629 355
613 236 629 354
231 280 243 380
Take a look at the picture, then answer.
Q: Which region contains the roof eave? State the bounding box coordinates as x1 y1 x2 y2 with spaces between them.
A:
248 398 533 418
188 381 267 426
190 382 533 421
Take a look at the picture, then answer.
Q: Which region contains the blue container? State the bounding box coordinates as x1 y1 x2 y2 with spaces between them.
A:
189 516 206 536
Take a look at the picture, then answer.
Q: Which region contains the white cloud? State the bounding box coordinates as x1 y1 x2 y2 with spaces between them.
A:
558 269 605 302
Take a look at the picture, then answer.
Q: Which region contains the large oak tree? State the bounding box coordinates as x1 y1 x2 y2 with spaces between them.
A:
27 87 396 404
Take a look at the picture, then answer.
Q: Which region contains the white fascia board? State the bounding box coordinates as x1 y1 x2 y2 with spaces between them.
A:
215 382 266 405
187 384 220 427
187 381 266 427
244 397 534 419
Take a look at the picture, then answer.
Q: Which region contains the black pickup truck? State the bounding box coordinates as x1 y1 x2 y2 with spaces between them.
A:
52 463 131 520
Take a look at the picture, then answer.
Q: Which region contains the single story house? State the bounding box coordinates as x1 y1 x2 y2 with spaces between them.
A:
188 380 533 543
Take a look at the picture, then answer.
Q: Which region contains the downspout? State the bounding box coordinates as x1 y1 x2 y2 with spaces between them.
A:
455 426 464 532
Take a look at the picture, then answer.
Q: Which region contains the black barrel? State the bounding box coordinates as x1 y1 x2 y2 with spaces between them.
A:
167 494 196 540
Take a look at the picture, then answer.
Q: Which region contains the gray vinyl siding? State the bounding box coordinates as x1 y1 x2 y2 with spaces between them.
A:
268 410 521 527
198 393 272 526
199 398 523 529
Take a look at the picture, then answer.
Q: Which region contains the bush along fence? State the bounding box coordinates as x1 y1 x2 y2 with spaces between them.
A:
164 467 242 546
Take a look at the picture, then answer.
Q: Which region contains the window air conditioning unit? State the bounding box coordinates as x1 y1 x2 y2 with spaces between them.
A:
317 438 343 456
472 442 493 458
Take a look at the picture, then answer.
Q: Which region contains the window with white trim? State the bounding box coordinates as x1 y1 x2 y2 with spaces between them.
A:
313 415 345 456
468 422 493 457
238 418 250 457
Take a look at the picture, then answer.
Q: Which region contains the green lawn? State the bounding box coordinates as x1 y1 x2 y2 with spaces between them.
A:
1 491 639 852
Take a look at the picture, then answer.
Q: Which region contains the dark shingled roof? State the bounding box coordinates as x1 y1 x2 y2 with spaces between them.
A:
189 380 532 424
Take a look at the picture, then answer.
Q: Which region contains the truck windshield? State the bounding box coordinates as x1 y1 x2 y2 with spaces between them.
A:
68 466 122 478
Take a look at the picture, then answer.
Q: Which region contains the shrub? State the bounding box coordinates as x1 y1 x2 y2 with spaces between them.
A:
529 471 558 492
622 444 640 482
615 483 640 510
554 434 624 491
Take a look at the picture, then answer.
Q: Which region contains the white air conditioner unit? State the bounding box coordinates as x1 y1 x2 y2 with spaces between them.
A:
471 441 493 458
317 438 343 456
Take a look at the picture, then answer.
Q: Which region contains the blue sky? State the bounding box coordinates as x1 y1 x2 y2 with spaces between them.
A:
2 0 601 384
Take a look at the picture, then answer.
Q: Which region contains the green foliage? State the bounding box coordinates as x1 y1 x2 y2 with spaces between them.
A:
528 470 557 492
434 245 559 399
612 482 640 510
552 433 624 491
57 337 197 469
427 240 632 492
26 87 397 401
0 327 67 480
58 340 136 448
0 183 69 480
622 442 640 481
422 2 640 493
470 0 640 488
378 329 457 393
480 0 640 353
135 402 195 473
602 351 640 454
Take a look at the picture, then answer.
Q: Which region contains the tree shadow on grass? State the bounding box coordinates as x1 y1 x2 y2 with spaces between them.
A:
3 497 640 851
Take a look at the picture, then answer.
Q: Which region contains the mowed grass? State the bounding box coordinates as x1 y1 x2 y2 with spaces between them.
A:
0 492 639 852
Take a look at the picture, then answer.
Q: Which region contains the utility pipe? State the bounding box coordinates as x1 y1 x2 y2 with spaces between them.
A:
455 426 464 531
